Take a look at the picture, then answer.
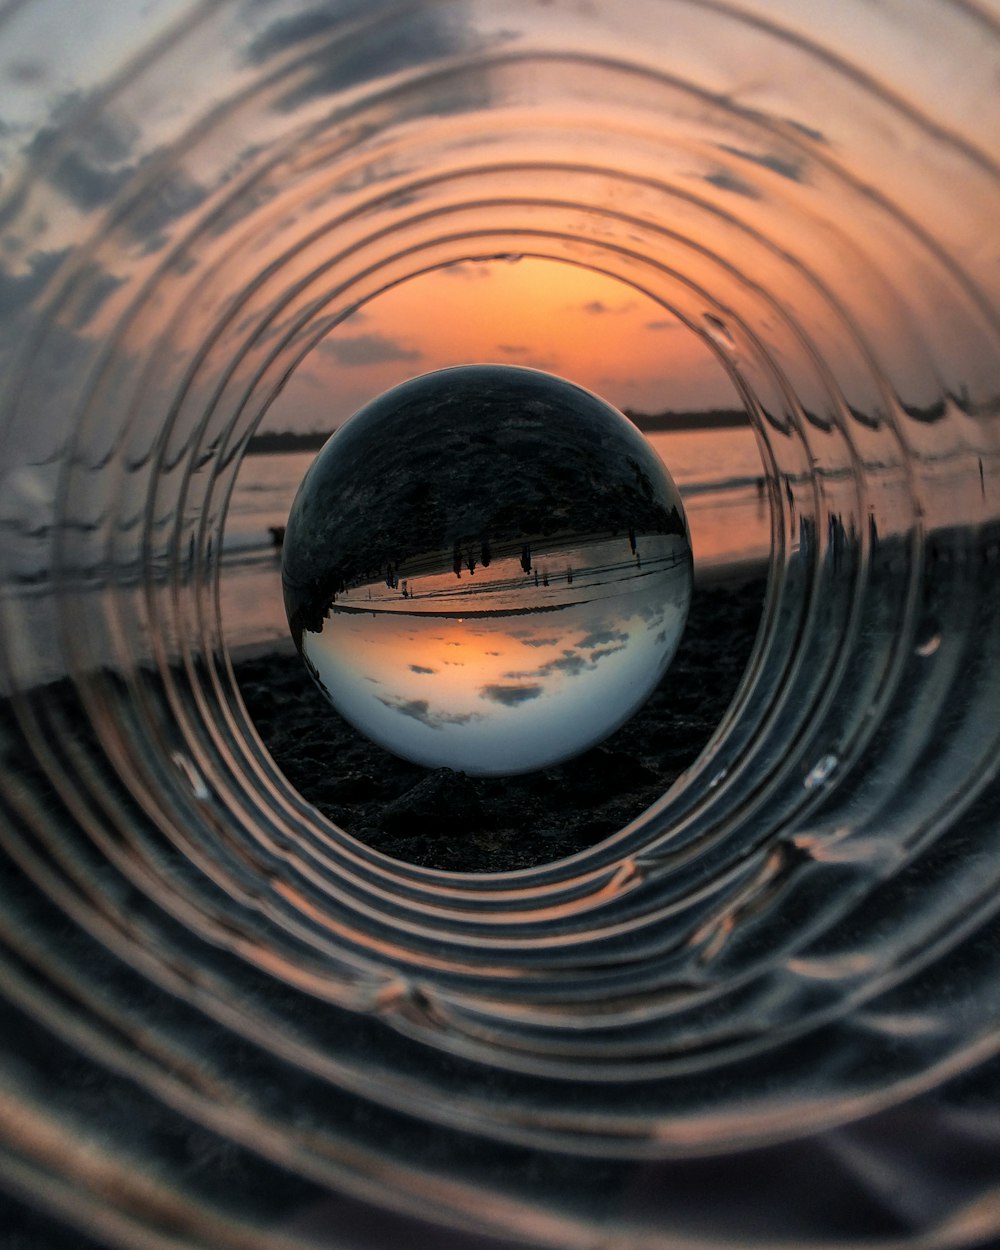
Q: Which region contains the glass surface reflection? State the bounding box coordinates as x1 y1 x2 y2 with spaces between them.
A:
283 365 692 774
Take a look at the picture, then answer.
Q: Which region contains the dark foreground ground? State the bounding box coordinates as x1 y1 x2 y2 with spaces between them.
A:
238 573 766 872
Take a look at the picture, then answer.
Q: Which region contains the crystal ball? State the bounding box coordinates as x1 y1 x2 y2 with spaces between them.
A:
282 365 692 776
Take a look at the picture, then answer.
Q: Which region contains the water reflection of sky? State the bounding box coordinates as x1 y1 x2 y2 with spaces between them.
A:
303 550 690 775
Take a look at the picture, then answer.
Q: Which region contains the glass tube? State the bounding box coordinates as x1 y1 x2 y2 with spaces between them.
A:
0 2 998 1246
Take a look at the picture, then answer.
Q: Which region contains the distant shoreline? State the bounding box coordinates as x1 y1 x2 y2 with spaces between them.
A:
244 409 749 455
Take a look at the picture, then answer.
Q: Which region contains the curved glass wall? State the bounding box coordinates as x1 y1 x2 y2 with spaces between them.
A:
0 2 998 1246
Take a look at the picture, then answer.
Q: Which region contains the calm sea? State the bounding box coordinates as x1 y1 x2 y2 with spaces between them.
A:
221 427 771 656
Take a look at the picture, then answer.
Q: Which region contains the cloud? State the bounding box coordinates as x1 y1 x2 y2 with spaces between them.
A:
244 9 349 62
253 11 477 112
27 100 138 210
132 172 210 251
785 119 827 144
703 170 761 199
48 150 134 210
0 249 69 319
502 633 631 683
409 664 436 674
498 344 529 354
377 695 476 728
480 683 543 706
540 653 587 677
588 644 627 662
318 333 423 366
64 264 126 329
645 319 679 331
581 299 636 316
440 262 493 280
718 144 804 183
576 628 628 650
507 651 587 681
26 99 208 252
520 636 559 648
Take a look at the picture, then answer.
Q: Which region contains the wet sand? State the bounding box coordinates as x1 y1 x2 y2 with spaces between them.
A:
237 567 767 872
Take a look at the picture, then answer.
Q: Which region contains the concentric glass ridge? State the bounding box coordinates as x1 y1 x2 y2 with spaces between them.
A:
0 2 998 1247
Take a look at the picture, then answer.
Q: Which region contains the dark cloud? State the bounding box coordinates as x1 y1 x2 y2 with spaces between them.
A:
480 683 543 707
581 299 634 316
498 344 529 354
503 631 630 683
64 263 126 330
410 664 436 674
251 10 476 113
244 8 356 61
318 333 422 366
377 695 475 728
645 319 678 331
639 607 667 634
27 99 138 207
20 93 208 261
521 636 559 648
588 644 627 662
785 119 827 144
48 150 133 210
541 653 587 677
126 170 211 254
505 651 587 681
0 248 68 319
703 170 761 199
718 144 804 183
577 628 628 650
440 262 493 280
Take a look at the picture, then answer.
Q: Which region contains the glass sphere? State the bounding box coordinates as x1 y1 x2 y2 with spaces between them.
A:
282 365 692 776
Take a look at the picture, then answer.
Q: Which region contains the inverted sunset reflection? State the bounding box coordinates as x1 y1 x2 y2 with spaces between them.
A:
303 534 691 774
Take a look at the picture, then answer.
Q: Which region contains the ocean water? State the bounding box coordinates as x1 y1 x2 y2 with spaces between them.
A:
220 425 769 656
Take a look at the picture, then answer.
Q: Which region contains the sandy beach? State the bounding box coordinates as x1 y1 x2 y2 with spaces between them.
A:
237 565 766 871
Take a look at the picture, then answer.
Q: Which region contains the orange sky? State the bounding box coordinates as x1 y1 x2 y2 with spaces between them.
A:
264 257 741 433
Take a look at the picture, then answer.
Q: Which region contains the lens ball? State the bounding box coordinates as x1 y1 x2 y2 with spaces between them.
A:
282 365 692 776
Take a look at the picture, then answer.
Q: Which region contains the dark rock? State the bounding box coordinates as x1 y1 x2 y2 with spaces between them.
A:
381 769 488 837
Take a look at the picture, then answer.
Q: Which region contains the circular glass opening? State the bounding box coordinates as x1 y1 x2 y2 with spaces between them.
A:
225 260 767 867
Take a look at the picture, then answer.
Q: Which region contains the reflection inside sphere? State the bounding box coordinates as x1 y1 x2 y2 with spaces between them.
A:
282 365 692 775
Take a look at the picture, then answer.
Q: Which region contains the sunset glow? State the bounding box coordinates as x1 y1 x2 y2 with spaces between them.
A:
267 257 741 434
